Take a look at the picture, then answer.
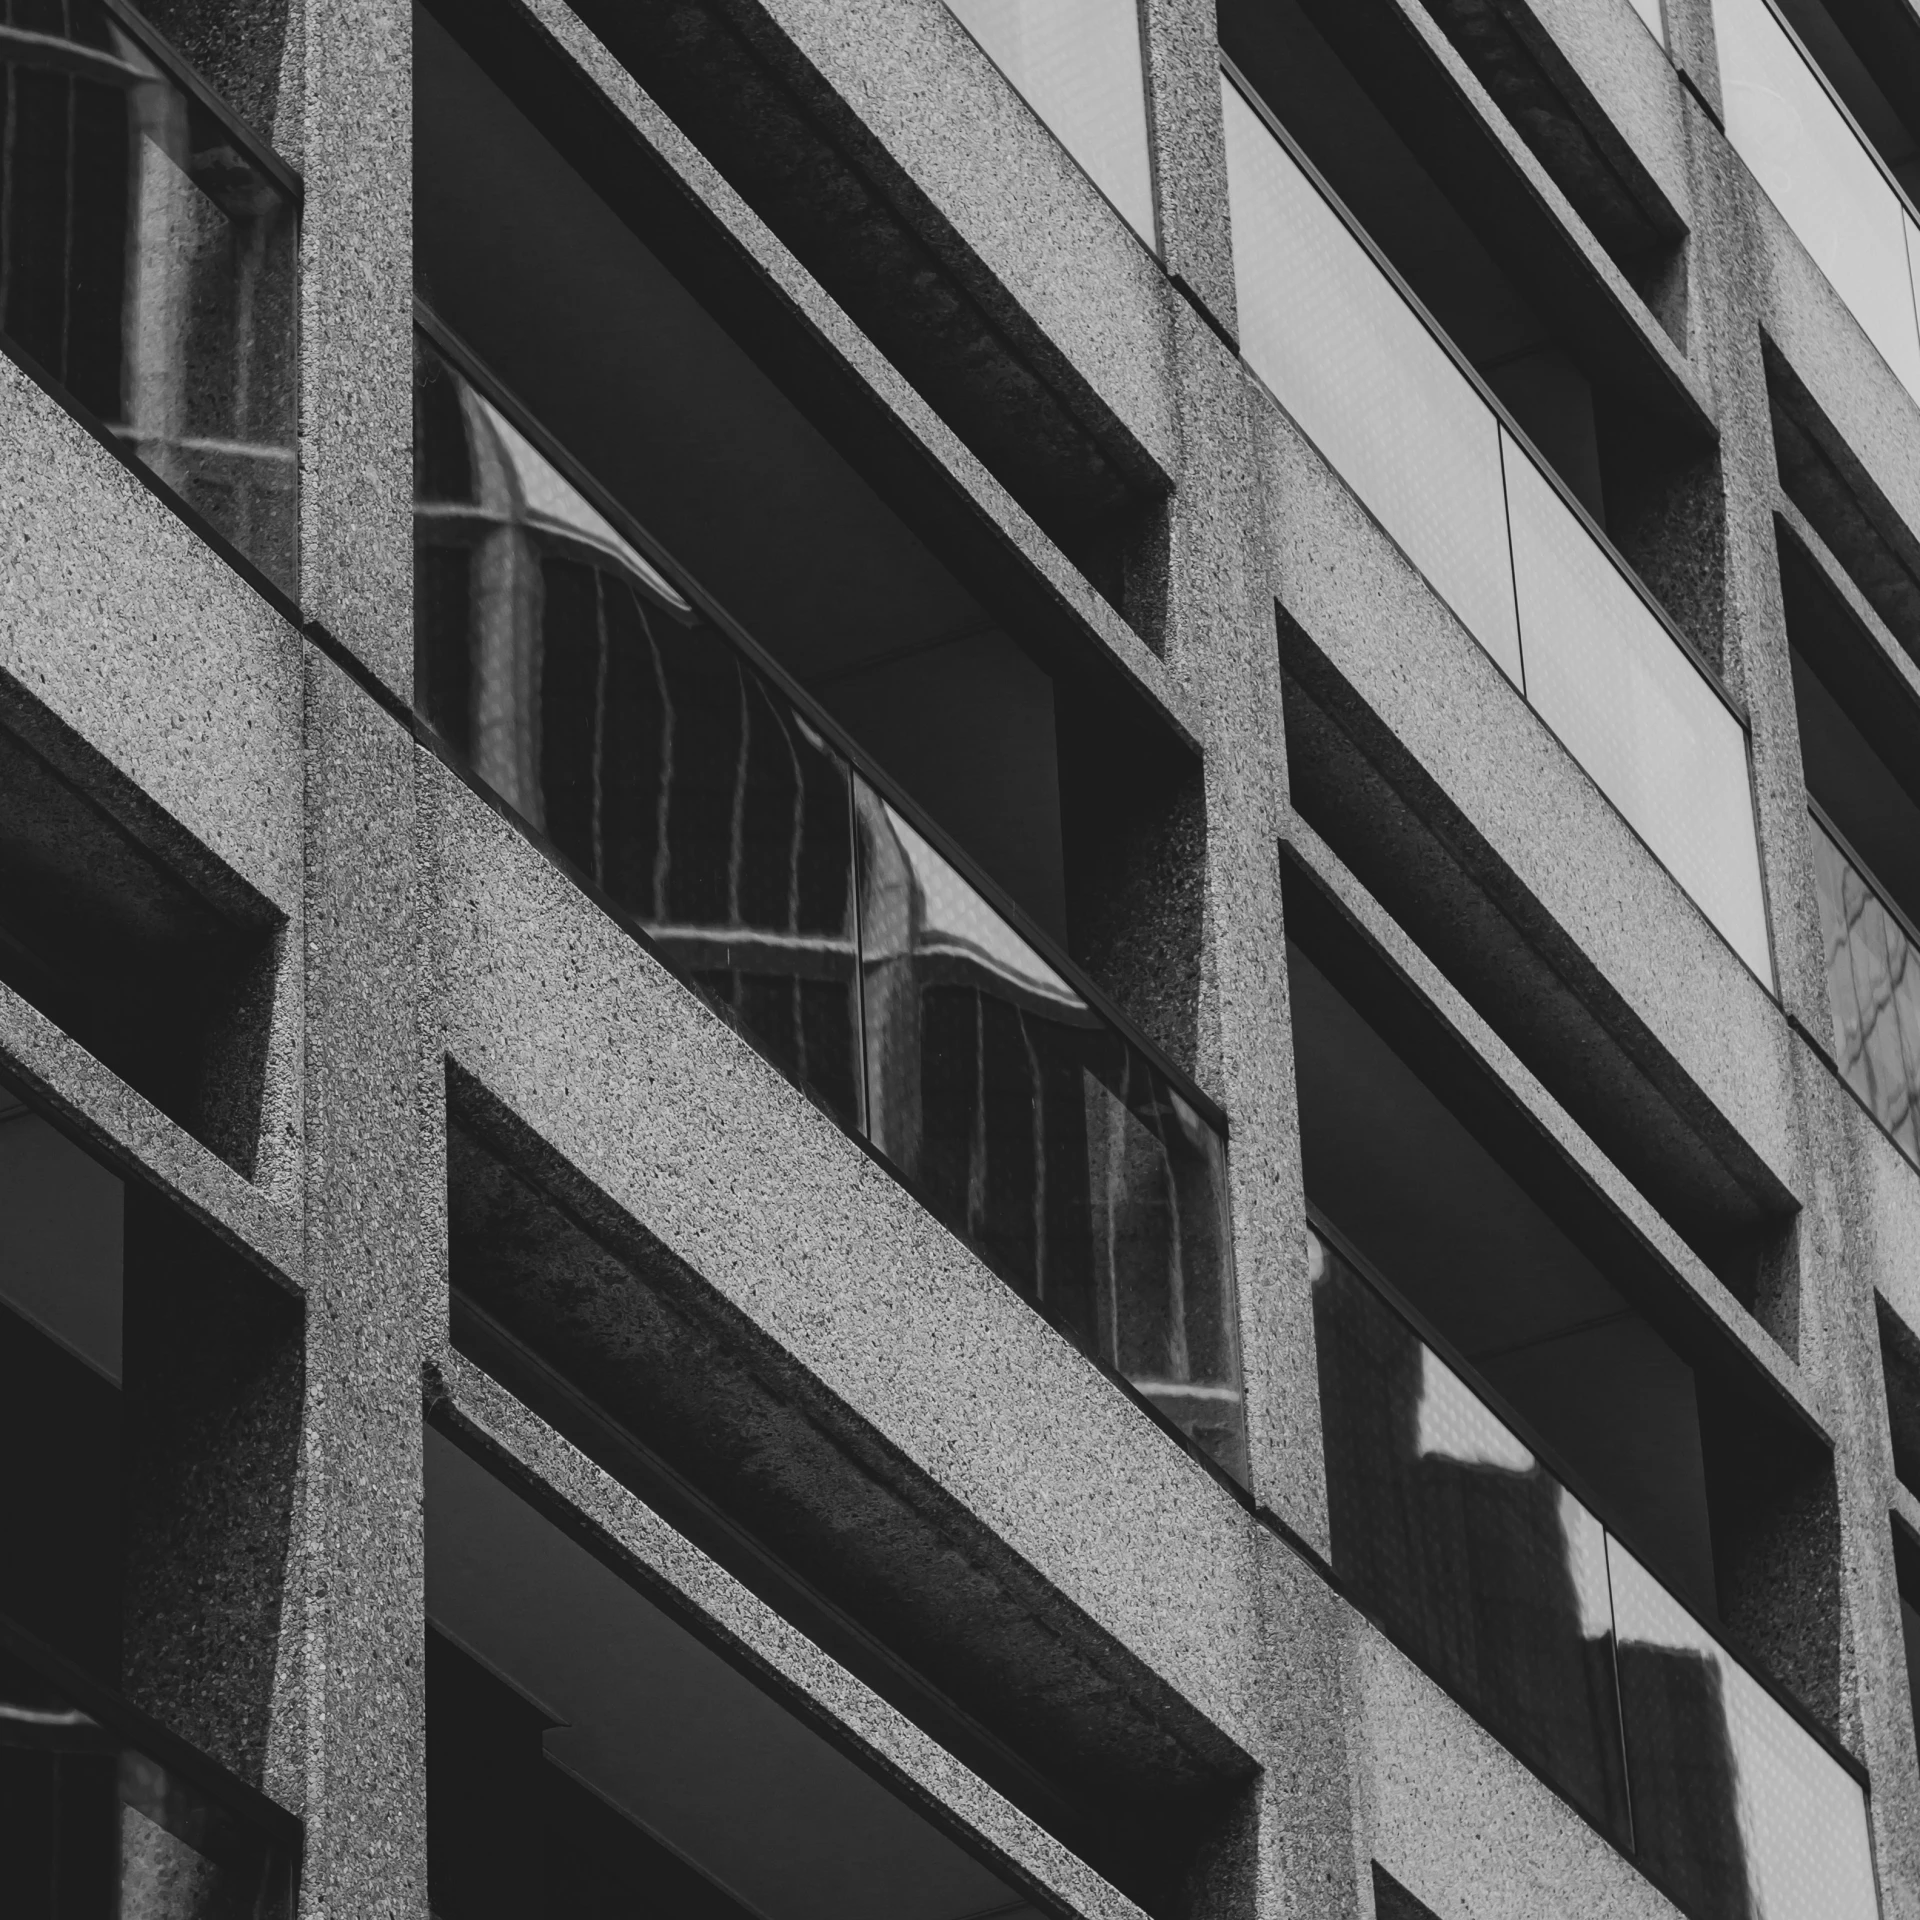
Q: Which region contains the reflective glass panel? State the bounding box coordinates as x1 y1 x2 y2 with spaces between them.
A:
1503 434 1773 983
859 783 1245 1476
1609 1540 1878 1920
1810 811 1920 1162
414 334 865 1131
0 1641 293 1920
426 1426 1043 1920
945 0 1156 244
0 0 298 586
1221 76 1522 685
1309 1231 1632 1840
1715 0 1920 400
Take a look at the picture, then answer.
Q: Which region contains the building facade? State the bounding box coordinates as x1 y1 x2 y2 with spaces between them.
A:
2 0 1919 1915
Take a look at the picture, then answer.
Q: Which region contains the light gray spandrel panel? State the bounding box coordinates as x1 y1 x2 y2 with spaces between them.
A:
1504 433 1773 983
1221 76 1522 686
946 0 1157 243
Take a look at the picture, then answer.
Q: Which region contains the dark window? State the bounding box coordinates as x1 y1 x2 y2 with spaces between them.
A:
0 0 298 588
0 1084 301 1913
0 707 280 1177
1783 523 1920 1165
425 1423 1046 1920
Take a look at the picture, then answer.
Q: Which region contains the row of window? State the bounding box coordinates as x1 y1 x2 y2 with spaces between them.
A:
1 3 1917 1920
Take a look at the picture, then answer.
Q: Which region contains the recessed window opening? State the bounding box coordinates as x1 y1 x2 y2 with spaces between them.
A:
0 1083 298 1911
1286 908 1840 1711
425 1423 1050 1920
416 4 1082 948
1783 530 1920 1163
0 716 279 1176
1290 942 1721 1616
1890 1511 1920 1769
414 10 1240 1475
0 1088 126 1680
1218 0 1687 552
1878 1299 1920 1495
443 1098 1250 1917
1289 934 1871 1919
0 0 299 590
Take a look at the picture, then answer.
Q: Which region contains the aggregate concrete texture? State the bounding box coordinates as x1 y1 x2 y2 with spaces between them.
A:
747 0 1182 478
7 0 1920 1916
432 752 1265 1750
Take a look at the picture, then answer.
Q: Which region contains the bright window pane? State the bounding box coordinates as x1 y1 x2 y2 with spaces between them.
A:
1221 78 1522 685
1716 0 1920 399
1504 434 1773 982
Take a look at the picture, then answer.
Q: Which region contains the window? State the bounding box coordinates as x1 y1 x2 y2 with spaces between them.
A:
0 1084 300 1913
0 0 298 588
414 8 1239 1472
425 1424 1046 1920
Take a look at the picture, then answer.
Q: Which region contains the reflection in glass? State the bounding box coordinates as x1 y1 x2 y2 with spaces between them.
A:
0 1641 292 1919
1503 435 1772 982
0 0 298 587
860 787 1243 1473
1714 0 1920 400
1610 1542 1878 1920
1811 810 1920 1163
1311 1223 1880 1920
945 0 1156 244
414 333 864 1131
1310 1230 1631 1841
413 329 1246 1479
1221 76 1522 686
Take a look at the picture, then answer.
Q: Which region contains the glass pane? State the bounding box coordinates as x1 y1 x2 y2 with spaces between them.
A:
1309 1232 1632 1841
1503 435 1772 983
413 336 865 1131
945 0 1156 244
0 0 298 587
1221 78 1522 686
0 1644 292 1919
1715 0 1920 400
858 782 1245 1476
1609 1539 1878 1920
1811 812 1920 1160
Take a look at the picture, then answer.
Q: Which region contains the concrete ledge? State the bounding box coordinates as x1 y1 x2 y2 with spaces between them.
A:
470 0 1198 747
1750 181 1920 567
1356 1623 1684 1920
0 353 304 917
1493 0 1693 224
1284 814 1807 1415
0 979 303 1295
428 749 1263 1749
1259 393 1799 1223
431 1345 1155 1920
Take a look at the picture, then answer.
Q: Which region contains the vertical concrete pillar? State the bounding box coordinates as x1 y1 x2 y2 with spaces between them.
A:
294 652 435 1919
298 0 413 695
1136 8 1359 1916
